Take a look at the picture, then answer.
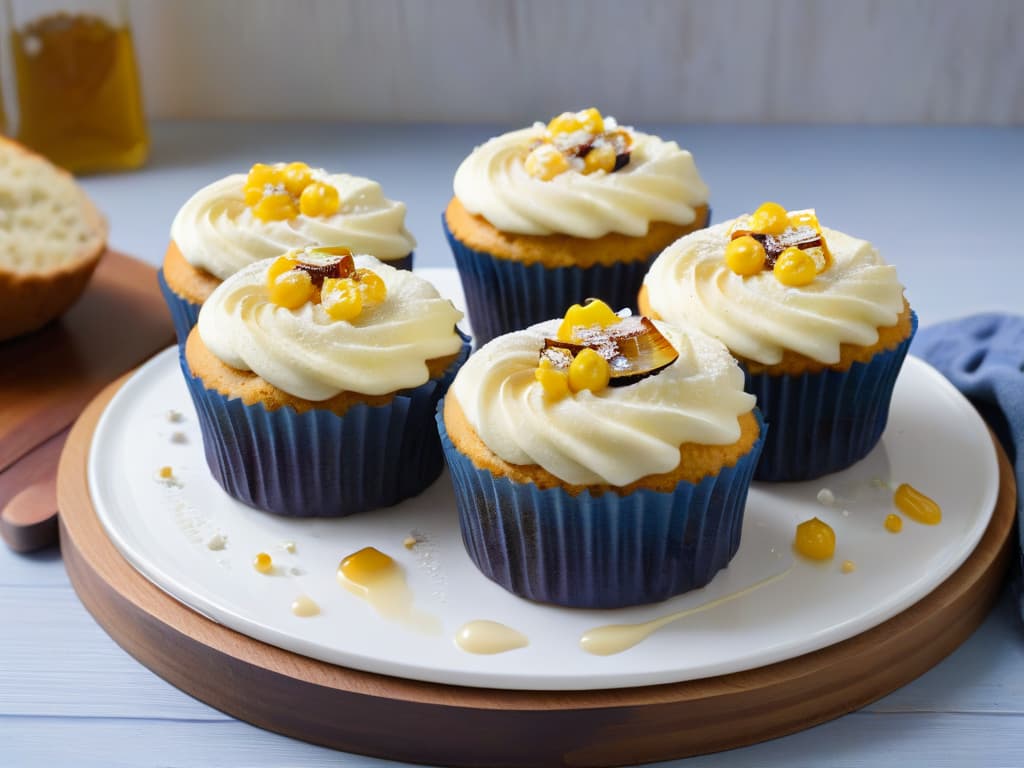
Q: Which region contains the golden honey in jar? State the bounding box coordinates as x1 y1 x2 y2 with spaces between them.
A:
8 0 148 172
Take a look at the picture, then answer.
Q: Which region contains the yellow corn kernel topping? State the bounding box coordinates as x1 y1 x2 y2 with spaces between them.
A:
583 143 616 175
556 299 621 341
535 360 571 400
787 208 821 231
322 277 363 321
893 483 942 525
548 107 604 136
246 162 277 189
340 546 396 586
299 181 340 217
282 161 314 197
547 111 581 135
725 235 767 276
749 201 790 235
884 514 903 533
525 144 571 180
266 254 299 286
568 348 611 394
578 107 605 134
353 268 387 306
244 161 341 220
535 357 570 400
253 191 299 222
269 268 315 309
524 144 571 181
773 247 817 287
253 552 273 573
794 517 836 560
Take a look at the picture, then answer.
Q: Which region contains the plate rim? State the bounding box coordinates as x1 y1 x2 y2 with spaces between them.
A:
87 345 1000 691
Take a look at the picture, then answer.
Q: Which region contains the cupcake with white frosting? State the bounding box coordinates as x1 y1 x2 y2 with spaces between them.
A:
640 202 916 481
444 109 709 346
438 299 763 608
183 248 467 517
160 162 416 344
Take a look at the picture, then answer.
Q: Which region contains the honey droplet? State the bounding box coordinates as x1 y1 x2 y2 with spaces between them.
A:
253 552 274 573
793 517 835 560
339 546 397 588
291 595 320 617
455 620 528 655
893 483 942 525
336 546 440 634
884 514 903 533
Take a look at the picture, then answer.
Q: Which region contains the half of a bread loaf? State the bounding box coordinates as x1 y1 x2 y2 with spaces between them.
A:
0 137 108 341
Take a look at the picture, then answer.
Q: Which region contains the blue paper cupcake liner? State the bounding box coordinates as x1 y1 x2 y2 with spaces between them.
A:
443 213 710 347
158 268 201 348
182 336 468 518
437 403 765 609
746 311 918 482
158 253 414 347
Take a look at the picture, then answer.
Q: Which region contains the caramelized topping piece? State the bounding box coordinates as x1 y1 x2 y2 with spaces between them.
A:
538 300 679 396
292 249 355 284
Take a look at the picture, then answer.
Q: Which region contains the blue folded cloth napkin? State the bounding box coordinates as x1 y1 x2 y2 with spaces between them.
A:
913 314 1024 612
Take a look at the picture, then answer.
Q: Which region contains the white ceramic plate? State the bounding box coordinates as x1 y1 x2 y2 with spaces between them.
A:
89 270 998 691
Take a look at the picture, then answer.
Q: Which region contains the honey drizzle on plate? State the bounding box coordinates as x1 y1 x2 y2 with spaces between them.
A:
455 620 528 655
893 483 942 525
337 546 440 634
579 568 793 656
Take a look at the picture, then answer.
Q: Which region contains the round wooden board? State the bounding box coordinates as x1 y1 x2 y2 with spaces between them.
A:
58 375 1017 768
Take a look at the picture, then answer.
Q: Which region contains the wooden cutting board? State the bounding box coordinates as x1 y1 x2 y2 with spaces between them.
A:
0 250 174 551
56 374 1016 766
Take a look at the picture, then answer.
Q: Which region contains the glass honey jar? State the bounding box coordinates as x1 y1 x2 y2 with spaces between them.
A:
4 0 148 173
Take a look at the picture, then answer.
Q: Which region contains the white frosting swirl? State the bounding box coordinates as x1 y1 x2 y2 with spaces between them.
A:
171 173 416 280
452 125 709 238
643 220 906 366
451 320 755 486
198 256 464 399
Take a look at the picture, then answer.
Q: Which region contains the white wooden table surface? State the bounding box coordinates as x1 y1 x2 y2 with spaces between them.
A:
2 121 1023 767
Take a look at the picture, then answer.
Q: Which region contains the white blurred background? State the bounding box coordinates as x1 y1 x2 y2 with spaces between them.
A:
122 0 1022 124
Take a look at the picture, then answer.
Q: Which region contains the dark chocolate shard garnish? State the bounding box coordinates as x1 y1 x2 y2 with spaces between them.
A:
613 151 631 172
749 226 822 268
542 316 677 386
